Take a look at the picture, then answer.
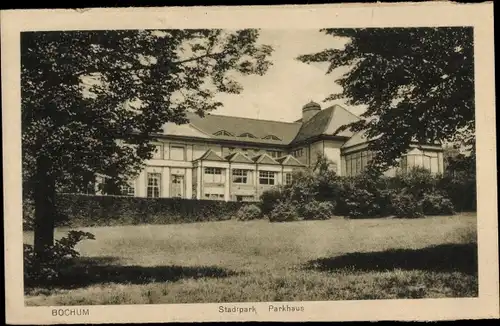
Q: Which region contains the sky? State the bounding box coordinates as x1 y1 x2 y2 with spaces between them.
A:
211 29 366 122
82 29 367 122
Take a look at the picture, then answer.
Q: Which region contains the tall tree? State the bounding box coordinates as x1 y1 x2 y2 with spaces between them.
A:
297 27 474 170
22 29 273 259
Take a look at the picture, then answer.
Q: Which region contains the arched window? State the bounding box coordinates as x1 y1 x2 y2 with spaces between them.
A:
239 132 257 138
263 134 281 141
213 130 234 137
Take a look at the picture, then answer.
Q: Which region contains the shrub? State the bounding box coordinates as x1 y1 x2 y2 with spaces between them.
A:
342 188 380 218
236 204 262 221
438 173 476 212
24 230 95 287
260 187 284 216
420 192 455 215
300 200 335 220
390 167 438 199
391 191 424 218
268 200 300 222
283 170 318 203
336 175 391 218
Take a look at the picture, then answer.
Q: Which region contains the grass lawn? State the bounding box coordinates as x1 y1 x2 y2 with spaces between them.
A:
24 213 477 305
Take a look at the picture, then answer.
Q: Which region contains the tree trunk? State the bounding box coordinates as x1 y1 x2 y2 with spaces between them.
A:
33 156 56 261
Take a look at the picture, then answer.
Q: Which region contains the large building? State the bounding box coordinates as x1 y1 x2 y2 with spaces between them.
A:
113 101 445 201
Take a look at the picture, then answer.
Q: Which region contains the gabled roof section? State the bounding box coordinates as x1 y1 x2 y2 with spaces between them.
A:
186 112 301 145
253 153 280 165
196 149 226 162
263 134 282 141
291 104 361 144
225 152 254 163
214 130 234 137
276 155 305 167
159 121 212 138
342 130 370 148
239 132 257 138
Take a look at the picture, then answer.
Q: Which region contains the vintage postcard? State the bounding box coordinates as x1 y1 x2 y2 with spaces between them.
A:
2 2 498 324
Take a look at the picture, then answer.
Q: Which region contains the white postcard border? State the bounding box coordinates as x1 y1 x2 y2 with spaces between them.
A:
2 2 498 324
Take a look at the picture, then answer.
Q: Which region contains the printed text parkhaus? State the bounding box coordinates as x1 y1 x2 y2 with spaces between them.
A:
218 304 304 314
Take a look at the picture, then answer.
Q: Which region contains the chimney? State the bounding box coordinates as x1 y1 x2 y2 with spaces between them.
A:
302 101 321 123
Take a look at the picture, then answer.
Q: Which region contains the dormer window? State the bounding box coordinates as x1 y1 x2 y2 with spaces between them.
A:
263 135 281 141
239 132 256 138
214 130 234 137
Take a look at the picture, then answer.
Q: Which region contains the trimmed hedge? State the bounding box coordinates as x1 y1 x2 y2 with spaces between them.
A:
23 194 245 230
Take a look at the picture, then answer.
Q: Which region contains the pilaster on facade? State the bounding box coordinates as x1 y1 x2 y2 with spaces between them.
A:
185 168 193 199
196 165 202 199
224 168 231 201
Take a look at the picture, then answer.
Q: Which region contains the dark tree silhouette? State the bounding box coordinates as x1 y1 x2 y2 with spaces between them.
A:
22 29 273 259
298 27 474 171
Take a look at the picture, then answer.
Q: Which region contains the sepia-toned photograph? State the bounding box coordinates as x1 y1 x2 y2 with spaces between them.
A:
3 3 498 324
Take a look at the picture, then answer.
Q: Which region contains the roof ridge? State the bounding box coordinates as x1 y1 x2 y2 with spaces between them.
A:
325 106 336 134
330 104 362 120
202 113 302 125
290 106 334 143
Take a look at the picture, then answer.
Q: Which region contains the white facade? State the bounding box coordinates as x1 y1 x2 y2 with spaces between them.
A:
99 101 445 201
125 148 302 202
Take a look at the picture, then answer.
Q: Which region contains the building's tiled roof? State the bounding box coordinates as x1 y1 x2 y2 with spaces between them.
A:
291 104 361 144
186 112 302 145
253 153 280 165
276 155 306 167
341 130 370 148
196 149 226 162
158 104 364 148
226 152 254 163
195 150 305 166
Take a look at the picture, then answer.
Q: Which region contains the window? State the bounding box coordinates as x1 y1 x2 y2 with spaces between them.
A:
239 132 257 138
205 193 224 200
236 195 255 202
232 169 249 184
407 155 416 169
170 145 185 161
147 173 161 198
431 156 439 174
291 148 304 158
345 155 351 176
360 151 367 170
367 151 374 165
121 181 135 196
214 130 234 137
284 173 293 185
343 150 376 176
401 152 436 174
267 150 281 158
152 144 163 159
423 155 431 171
355 153 361 174
399 156 408 172
171 175 184 198
263 135 281 141
204 167 224 183
259 171 275 185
